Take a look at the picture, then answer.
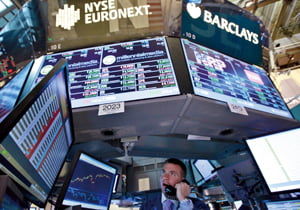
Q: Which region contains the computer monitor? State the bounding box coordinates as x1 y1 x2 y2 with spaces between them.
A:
0 59 74 207
27 36 180 108
0 60 33 123
264 198 300 209
180 38 293 119
192 159 216 185
55 151 117 210
245 127 300 193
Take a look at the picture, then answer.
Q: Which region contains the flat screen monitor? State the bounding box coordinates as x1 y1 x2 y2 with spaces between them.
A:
55 152 117 210
0 61 33 123
29 37 180 108
264 199 300 209
245 127 300 193
0 59 74 207
193 159 216 184
181 38 293 119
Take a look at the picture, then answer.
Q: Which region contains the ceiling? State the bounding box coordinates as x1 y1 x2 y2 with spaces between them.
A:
231 0 300 71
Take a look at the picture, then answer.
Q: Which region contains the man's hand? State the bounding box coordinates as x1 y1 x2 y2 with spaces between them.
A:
175 182 191 201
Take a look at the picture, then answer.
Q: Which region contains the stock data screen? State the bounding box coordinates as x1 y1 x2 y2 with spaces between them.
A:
33 37 180 108
61 153 117 210
181 39 292 119
0 70 73 204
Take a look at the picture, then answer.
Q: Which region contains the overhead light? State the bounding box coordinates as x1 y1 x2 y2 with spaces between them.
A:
187 135 211 141
121 136 139 143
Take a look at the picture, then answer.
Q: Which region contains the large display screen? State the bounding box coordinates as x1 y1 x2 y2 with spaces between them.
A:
0 60 74 207
31 37 180 108
181 38 293 119
181 0 264 66
246 127 300 193
193 159 216 182
55 152 117 210
264 199 300 209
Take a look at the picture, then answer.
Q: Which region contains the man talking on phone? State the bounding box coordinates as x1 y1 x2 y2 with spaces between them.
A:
140 158 209 210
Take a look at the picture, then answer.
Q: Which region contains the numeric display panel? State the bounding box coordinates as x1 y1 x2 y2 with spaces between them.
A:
32 37 180 108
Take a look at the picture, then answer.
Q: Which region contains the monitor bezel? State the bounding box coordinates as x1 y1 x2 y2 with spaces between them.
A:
0 58 74 207
55 151 117 210
245 127 300 195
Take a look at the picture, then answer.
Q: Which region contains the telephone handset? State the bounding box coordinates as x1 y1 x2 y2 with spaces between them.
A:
164 179 190 198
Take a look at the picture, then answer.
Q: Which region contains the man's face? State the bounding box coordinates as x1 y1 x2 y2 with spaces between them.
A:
160 163 184 193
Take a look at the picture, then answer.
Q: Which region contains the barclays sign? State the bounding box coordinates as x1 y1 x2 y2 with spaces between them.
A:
182 1 263 66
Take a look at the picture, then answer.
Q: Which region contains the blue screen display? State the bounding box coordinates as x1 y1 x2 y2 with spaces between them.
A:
61 153 117 210
30 37 180 108
265 199 300 209
181 38 292 119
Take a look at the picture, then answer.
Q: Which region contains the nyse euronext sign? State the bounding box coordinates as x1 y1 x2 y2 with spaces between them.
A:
49 0 163 52
182 2 263 66
55 0 151 30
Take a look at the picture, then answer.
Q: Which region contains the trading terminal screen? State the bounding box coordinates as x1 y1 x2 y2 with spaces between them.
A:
193 159 216 183
264 199 300 209
246 127 300 193
181 39 293 119
55 152 117 210
31 37 180 108
0 60 73 206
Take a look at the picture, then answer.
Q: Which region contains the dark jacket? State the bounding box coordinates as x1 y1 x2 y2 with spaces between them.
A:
139 193 209 210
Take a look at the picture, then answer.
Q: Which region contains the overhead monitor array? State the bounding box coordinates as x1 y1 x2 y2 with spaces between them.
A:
23 36 294 122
